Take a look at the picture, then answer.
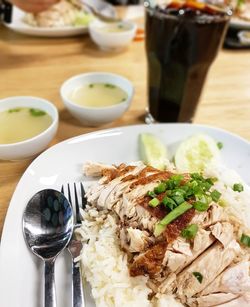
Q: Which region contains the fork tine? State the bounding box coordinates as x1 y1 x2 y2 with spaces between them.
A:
74 183 81 224
80 182 87 209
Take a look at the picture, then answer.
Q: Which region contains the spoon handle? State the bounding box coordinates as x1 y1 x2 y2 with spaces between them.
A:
44 259 56 307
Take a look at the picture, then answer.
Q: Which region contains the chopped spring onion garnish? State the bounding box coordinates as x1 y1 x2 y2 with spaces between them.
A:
193 194 211 212
233 183 244 192
240 234 250 247
162 196 177 210
29 108 46 117
8 108 21 113
193 272 203 283
193 201 209 212
154 202 192 236
210 190 221 202
181 224 198 239
149 197 160 207
165 174 183 190
147 191 157 198
154 182 167 194
148 172 221 219
217 142 223 150
162 196 177 211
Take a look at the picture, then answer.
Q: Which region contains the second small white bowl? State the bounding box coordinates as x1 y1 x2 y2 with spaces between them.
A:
89 20 137 51
0 96 58 160
60 72 134 126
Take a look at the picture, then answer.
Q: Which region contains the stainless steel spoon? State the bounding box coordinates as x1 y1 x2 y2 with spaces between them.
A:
23 189 74 307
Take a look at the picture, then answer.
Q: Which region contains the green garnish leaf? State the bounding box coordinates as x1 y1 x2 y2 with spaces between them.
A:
240 233 250 247
181 224 198 240
210 190 221 202
193 194 210 212
162 196 177 211
193 201 209 212
165 175 183 190
172 195 185 206
154 202 192 236
233 183 244 192
89 84 94 88
104 83 116 89
29 108 46 117
147 191 157 198
154 182 167 194
193 272 203 283
8 108 22 113
217 142 223 150
149 197 160 208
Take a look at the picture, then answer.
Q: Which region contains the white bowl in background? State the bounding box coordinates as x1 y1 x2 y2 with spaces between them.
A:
238 30 250 45
60 72 134 126
0 96 58 160
89 20 137 51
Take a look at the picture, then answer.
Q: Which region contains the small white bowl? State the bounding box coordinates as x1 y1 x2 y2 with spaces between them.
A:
0 96 58 160
238 30 250 45
60 72 134 126
89 20 137 51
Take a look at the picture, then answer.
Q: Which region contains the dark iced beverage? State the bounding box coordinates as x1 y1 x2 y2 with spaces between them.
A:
145 1 230 122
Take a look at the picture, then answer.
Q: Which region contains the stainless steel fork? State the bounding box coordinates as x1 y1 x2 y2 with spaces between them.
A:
61 183 87 307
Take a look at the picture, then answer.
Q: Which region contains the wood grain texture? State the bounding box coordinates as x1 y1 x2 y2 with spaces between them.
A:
1 15 250 235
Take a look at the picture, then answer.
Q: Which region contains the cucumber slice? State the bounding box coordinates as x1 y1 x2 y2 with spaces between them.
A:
175 134 220 173
139 133 168 170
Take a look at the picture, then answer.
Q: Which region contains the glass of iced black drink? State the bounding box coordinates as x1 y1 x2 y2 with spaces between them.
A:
145 1 231 123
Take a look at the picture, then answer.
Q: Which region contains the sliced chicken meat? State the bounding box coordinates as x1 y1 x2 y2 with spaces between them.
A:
216 292 250 307
175 240 242 300
83 162 250 306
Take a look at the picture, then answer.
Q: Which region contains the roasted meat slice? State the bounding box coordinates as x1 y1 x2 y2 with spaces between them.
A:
201 260 250 296
175 240 242 301
129 241 167 277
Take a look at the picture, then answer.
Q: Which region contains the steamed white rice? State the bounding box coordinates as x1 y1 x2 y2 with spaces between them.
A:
204 162 250 229
76 161 250 307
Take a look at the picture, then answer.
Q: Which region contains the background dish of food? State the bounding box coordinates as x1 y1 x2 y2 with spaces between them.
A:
3 1 116 37
0 123 250 307
230 16 250 29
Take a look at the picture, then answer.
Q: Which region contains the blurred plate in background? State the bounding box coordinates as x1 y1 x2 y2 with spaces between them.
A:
3 1 116 37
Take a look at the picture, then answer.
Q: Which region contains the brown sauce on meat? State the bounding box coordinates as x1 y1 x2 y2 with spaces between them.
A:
129 241 167 277
137 195 168 219
131 171 173 188
121 166 160 182
164 208 195 243
102 168 118 183
118 165 136 176
102 165 136 183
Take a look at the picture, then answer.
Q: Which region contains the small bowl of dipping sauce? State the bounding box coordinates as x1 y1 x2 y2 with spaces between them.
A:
0 96 58 160
60 72 134 126
89 20 137 51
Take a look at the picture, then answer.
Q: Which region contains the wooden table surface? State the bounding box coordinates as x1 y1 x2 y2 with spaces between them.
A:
1 11 250 235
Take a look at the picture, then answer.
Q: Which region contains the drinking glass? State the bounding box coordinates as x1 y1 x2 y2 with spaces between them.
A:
145 3 231 123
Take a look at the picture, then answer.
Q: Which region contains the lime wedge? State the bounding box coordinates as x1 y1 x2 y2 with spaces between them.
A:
139 133 168 170
174 134 221 173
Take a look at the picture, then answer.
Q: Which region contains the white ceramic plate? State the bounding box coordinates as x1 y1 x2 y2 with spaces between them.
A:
3 2 116 38
1 123 250 307
230 17 250 30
